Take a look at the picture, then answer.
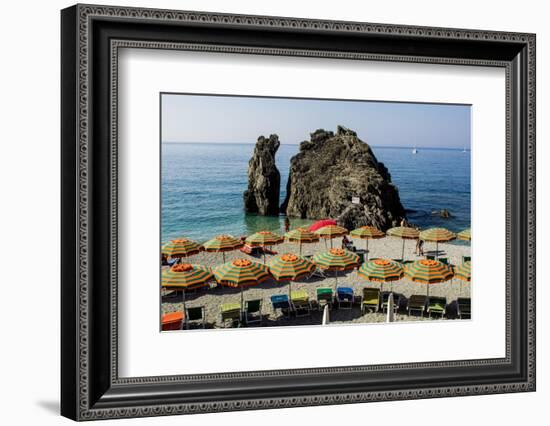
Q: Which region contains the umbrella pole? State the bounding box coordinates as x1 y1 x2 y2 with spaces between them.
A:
402 239 405 262
366 239 369 261
222 252 226 263
334 270 338 290
330 238 333 249
436 241 439 259
299 243 302 256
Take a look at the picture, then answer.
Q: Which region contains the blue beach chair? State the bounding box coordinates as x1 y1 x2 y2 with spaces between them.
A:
270 294 292 318
336 287 354 310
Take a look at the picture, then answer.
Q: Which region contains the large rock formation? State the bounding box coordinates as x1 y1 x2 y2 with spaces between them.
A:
280 126 405 231
243 134 281 216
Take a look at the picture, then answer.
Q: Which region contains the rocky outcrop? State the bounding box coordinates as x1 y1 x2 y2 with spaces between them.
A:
280 126 405 231
243 134 281 216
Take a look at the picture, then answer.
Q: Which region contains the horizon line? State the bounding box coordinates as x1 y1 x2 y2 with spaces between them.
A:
162 141 470 150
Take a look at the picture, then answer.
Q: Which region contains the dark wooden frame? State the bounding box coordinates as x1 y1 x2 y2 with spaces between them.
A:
61 4 536 421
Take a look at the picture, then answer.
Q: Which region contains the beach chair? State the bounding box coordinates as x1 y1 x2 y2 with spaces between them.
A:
361 287 380 313
220 303 241 328
407 295 427 316
185 306 205 329
462 256 471 263
291 290 312 317
161 311 184 331
270 294 292 318
243 299 262 325
381 292 400 314
457 297 471 319
336 287 354 310
316 287 334 310
427 297 447 318
439 257 448 265
426 255 435 260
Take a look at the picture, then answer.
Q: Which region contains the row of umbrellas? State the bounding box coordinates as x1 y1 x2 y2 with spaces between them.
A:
163 225 471 264
163 248 472 310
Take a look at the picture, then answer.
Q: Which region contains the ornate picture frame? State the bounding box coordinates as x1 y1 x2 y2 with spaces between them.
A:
61 4 535 421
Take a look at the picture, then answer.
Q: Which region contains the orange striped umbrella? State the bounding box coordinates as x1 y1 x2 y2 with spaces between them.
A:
457 228 471 241
161 238 203 259
314 225 348 248
285 228 320 255
386 226 420 261
419 228 456 259
350 226 385 260
404 259 454 296
203 235 244 263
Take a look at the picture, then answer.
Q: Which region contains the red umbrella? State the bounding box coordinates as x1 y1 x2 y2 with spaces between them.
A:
309 219 337 232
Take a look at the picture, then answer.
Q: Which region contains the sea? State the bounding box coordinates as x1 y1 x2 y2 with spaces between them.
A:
161 143 471 243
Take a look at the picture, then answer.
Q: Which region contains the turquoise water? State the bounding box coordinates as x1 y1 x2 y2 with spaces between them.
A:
161 143 470 243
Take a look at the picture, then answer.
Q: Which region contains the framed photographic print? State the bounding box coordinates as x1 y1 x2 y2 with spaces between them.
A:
61 4 536 421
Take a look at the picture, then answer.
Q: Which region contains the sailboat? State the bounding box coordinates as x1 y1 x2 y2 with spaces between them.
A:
462 147 467 153
412 146 418 154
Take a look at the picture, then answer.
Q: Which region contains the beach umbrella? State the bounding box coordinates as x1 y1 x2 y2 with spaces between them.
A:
404 259 453 297
268 253 315 297
161 237 203 261
457 228 471 241
161 263 213 312
203 234 244 263
214 258 271 306
453 260 471 296
245 230 284 263
419 228 456 259
386 226 420 261
313 248 359 288
314 225 348 248
285 228 320 255
309 219 337 232
350 226 385 260
358 258 403 293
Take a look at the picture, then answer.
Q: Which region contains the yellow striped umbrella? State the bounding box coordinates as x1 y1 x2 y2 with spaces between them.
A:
350 226 385 260
419 228 456 259
161 238 203 259
313 248 359 287
203 234 244 263
457 228 471 241
268 253 315 297
386 226 420 261
245 231 284 263
285 228 320 255
453 260 471 296
404 259 454 296
161 263 213 311
358 258 403 292
214 258 271 305
314 225 348 248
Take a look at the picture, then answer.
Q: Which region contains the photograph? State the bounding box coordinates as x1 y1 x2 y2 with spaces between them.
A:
159 94 472 331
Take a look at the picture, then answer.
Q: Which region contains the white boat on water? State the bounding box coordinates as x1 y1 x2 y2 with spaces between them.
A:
462 147 467 153
412 147 418 154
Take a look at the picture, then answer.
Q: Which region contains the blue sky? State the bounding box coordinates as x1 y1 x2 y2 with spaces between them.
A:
161 94 471 149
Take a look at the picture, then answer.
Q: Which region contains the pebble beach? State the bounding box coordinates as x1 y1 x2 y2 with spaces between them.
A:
161 236 471 329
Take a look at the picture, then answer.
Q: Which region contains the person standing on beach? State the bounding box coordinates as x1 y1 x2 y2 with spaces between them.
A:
284 216 290 233
416 239 424 256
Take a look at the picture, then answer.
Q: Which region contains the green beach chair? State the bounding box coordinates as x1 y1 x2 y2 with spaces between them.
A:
439 257 448 264
427 297 447 318
291 290 311 317
426 255 435 261
316 287 334 310
185 306 205 329
220 302 241 328
361 287 380 313
457 297 471 319
243 299 262 325
407 295 427 316
462 256 471 263
381 292 400 314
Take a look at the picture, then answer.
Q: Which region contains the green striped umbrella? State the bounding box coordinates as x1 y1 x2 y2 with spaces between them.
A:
268 253 315 297
214 258 271 305
161 263 213 312
404 259 454 297
314 225 348 248
386 226 420 261
313 248 359 288
358 258 404 293
350 226 385 260
457 228 471 241
454 260 471 296
245 231 284 263
285 228 320 255
419 228 456 259
203 235 244 263
161 238 203 260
